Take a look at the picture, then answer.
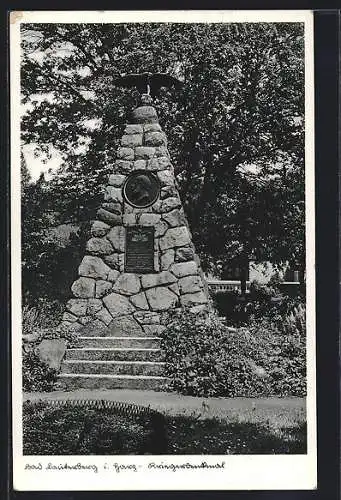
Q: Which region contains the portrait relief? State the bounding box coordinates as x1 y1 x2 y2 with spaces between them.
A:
123 171 160 208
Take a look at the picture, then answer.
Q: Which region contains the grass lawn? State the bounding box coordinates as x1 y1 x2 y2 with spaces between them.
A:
23 396 306 455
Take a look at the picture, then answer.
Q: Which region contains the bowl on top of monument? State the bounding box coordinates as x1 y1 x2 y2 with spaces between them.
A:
123 170 161 208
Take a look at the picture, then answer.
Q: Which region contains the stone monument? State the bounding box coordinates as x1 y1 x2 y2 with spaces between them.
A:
58 90 210 390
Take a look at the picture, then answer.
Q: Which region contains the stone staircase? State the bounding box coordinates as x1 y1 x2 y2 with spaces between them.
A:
58 331 167 391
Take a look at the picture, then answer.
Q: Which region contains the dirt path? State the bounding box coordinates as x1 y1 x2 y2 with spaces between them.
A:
23 389 306 423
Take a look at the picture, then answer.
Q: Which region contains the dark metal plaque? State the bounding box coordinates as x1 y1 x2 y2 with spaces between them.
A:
123 170 160 208
125 227 155 273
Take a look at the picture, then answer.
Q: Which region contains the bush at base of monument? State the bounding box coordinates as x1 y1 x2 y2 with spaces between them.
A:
160 308 306 398
22 303 78 392
22 350 58 392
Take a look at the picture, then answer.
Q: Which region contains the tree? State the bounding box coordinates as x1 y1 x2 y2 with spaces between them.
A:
21 22 305 293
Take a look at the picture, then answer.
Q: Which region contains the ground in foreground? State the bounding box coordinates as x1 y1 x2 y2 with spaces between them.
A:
23 390 306 455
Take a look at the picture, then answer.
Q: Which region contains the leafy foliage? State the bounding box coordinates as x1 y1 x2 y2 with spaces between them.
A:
22 301 77 392
21 22 305 295
160 306 306 397
213 280 305 326
22 350 57 392
21 164 89 302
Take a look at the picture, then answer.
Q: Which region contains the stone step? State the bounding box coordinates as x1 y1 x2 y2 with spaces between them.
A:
61 360 165 376
79 321 157 337
76 336 161 349
66 348 164 362
58 373 167 391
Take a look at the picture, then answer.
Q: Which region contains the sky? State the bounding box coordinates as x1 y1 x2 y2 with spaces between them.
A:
23 143 63 181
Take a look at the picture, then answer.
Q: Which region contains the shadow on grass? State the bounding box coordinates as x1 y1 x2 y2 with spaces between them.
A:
23 401 306 455
166 416 306 454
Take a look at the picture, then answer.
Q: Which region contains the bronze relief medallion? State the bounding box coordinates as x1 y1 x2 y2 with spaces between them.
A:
123 170 160 208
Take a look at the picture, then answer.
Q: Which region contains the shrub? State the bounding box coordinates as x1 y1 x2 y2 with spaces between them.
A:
22 350 58 392
213 280 305 327
160 305 306 398
23 401 166 455
22 298 64 330
22 300 74 392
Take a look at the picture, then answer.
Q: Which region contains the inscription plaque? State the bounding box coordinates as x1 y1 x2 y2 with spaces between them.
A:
125 227 155 273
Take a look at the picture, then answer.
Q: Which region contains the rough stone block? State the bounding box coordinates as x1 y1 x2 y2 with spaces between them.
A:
79 255 111 280
78 318 106 336
133 159 147 169
116 147 134 160
141 271 176 289
158 156 172 169
121 134 143 148
124 203 152 214
104 186 123 203
107 269 120 282
91 220 111 237
131 106 158 124
163 209 186 227
144 123 162 132
158 170 174 186
160 249 175 270
115 160 133 173
181 291 208 306
103 293 136 318
108 174 126 187
145 131 166 147
108 315 143 336
143 324 166 335
107 226 125 252
134 311 160 324
139 213 161 226
146 286 178 311
135 147 156 159
95 280 113 298
124 124 143 134
71 277 96 298
170 261 198 277
112 273 141 295
155 221 169 238
62 311 78 323
104 253 124 271
59 321 82 334
130 291 149 310
160 197 181 213
146 158 160 171
161 186 177 199
96 307 113 326
78 316 92 325
123 214 137 225
86 237 113 256
102 202 122 215
178 275 202 294
37 339 66 371
66 298 87 317
87 298 103 315
169 283 180 296
155 146 170 157
175 246 195 262
97 209 121 226
159 226 191 251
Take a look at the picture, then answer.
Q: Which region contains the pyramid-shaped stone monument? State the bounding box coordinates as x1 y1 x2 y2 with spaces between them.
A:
58 94 210 390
